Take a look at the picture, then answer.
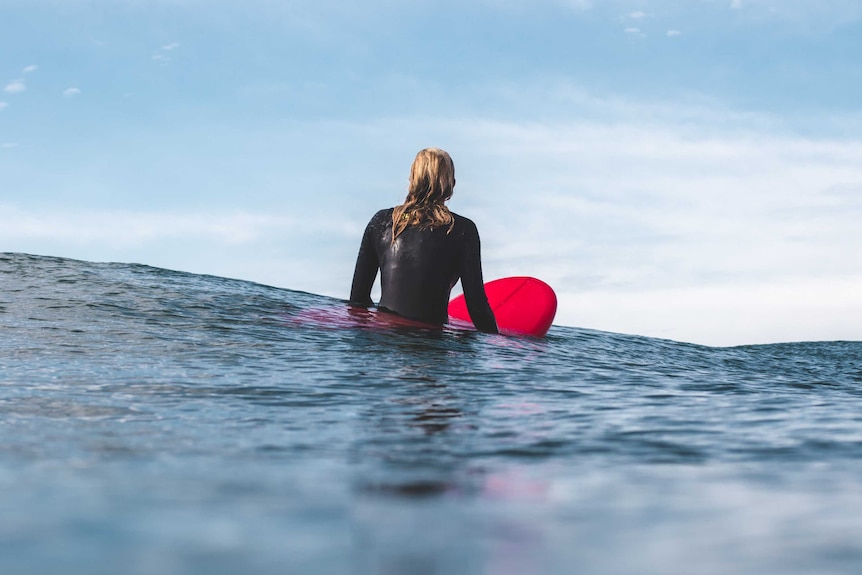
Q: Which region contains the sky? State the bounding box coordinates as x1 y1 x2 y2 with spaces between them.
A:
2 0 861 346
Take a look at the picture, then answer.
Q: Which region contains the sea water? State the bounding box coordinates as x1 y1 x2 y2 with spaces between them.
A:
2 252 862 575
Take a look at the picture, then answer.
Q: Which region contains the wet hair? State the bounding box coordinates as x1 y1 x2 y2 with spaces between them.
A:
391 148 456 243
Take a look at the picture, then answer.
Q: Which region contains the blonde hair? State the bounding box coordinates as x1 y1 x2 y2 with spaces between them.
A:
391 148 456 242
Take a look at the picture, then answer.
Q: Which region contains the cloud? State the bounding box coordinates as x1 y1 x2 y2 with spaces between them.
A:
0 101 8 111
558 0 592 9
724 0 862 32
557 278 862 346
153 41 180 63
4 80 26 93
22 65 37 74
666 29 682 36
0 206 365 246
455 120 862 284
63 87 81 97
1 143 18 149
485 0 592 11
0 209 282 245
547 0 862 34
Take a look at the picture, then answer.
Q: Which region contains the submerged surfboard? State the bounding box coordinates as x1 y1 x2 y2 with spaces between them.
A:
448 276 557 338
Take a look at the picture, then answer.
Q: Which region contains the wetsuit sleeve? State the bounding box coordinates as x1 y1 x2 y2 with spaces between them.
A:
459 222 498 334
349 216 379 307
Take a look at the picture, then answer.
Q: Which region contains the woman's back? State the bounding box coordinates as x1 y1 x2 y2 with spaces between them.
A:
348 148 498 333
351 208 494 330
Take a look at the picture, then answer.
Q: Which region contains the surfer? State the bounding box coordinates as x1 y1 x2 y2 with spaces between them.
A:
349 147 498 333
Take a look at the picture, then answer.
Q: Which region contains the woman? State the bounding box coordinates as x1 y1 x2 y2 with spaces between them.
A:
349 148 498 333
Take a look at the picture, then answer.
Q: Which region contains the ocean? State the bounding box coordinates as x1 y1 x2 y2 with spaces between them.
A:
2 252 862 574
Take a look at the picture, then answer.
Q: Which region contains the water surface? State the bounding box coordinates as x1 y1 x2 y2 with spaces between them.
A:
2 252 862 574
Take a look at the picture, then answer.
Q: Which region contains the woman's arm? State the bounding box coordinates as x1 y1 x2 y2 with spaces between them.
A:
459 220 498 334
349 217 380 307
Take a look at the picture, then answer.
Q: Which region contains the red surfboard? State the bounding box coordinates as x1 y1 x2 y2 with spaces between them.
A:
448 276 557 337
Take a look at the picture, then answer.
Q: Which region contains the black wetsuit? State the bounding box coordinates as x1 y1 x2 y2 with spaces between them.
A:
349 208 498 333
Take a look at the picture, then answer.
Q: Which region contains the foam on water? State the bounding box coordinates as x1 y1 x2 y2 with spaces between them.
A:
2 252 862 574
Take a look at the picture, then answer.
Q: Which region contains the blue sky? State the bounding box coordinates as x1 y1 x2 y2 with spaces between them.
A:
2 0 861 345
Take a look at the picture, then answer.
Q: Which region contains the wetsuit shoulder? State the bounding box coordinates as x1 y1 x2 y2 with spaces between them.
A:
372 208 393 223
450 212 480 238
451 211 475 227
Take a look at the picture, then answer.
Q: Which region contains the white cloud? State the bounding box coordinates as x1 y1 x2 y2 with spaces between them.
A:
63 88 81 97
1 143 18 148
153 41 180 64
22 65 38 74
488 0 862 29
558 279 862 346
666 29 682 36
487 0 592 11
546 0 862 34
724 0 862 32
0 208 360 247
0 101 8 111
558 0 592 10
455 118 862 344
624 27 640 33
4 80 26 93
